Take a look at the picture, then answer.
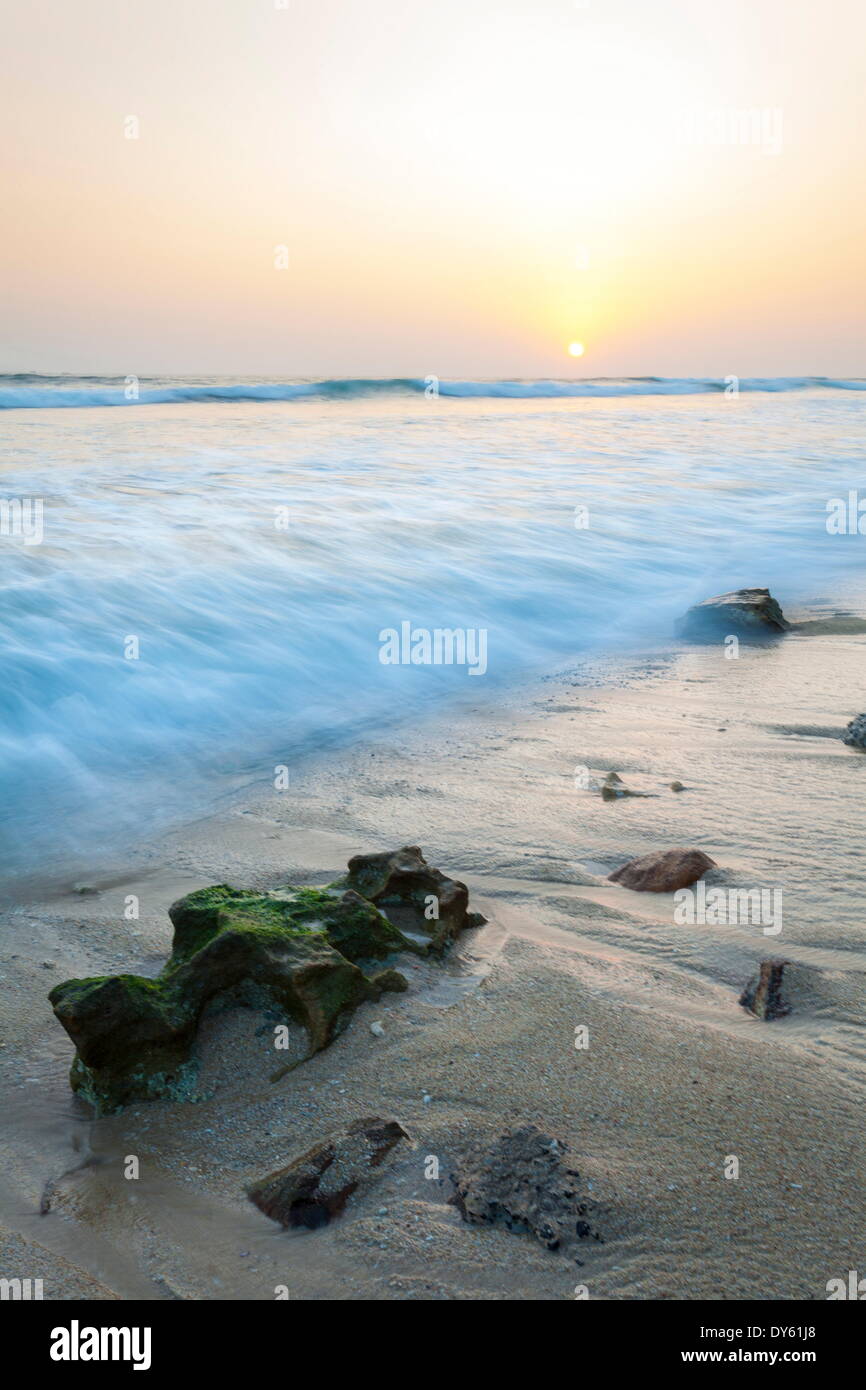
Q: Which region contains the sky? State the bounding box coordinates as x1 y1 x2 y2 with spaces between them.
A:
2 0 864 377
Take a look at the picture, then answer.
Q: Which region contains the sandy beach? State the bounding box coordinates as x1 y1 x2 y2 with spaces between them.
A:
6 0 866 1343
2 602 865 1301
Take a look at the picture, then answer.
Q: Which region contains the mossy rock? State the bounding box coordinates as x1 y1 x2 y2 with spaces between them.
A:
50 885 411 1114
50 926 372 1114
262 886 420 964
49 849 482 1114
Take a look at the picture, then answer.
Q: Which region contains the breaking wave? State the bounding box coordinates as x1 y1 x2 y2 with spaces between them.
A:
1 374 865 409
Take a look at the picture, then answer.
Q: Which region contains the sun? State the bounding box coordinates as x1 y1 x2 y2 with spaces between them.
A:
568 342 585 358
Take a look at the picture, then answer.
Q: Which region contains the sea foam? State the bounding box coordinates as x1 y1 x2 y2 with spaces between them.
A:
1 383 864 877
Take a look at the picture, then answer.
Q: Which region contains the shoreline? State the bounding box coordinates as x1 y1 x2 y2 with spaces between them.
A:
3 600 866 1299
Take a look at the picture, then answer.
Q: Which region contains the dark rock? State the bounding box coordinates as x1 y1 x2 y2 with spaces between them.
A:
677 588 789 641
248 1116 410 1229
740 960 790 1020
449 1124 602 1256
608 847 716 892
369 967 409 993
50 850 479 1113
50 901 375 1114
335 845 484 952
842 714 866 749
600 771 653 800
262 885 418 963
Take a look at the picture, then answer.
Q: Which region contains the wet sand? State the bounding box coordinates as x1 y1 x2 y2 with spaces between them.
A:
2 607 866 1300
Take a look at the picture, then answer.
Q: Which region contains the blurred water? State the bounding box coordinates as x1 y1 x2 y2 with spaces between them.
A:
1 384 864 875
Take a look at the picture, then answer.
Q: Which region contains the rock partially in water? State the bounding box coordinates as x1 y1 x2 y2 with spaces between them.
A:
740 960 790 1020
449 1124 602 1257
676 587 789 641
248 1116 410 1229
608 847 716 892
50 849 478 1113
842 714 866 749
334 844 485 953
600 771 654 800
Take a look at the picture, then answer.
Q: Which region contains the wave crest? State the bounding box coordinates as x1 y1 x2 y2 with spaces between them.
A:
1 375 864 409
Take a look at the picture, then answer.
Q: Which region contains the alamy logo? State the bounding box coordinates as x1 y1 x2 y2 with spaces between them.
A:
826 1270 866 1299
379 622 487 676
826 490 866 535
0 1277 43 1300
0 497 43 545
49 1320 152 1370
677 107 784 155
674 882 782 936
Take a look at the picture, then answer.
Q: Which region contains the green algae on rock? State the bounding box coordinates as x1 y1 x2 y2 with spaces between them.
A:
264 885 419 963
50 922 373 1114
169 882 417 966
49 848 475 1114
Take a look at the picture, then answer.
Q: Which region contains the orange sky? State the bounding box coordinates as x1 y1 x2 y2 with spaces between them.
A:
2 0 864 376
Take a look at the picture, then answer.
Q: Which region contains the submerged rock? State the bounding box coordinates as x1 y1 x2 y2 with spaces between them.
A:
608 847 717 892
49 850 477 1113
740 960 790 1020
677 588 789 641
334 845 485 953
248 1116 410 1229
842 714 866 749
449 1124 602 1256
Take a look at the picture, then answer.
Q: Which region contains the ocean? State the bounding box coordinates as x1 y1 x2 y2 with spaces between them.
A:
1 376 864 876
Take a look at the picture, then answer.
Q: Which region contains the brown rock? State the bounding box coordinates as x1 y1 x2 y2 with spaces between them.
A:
740 960 790 1020
608 847 717 892
369 967 409 993
248 1116 410 1229
336 845 485 953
